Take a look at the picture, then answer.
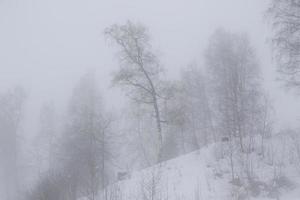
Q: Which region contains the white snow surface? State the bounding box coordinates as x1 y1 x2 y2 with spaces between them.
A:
83 136 300 200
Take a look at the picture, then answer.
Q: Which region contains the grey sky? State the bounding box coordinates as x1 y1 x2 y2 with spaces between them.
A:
0 0 299 134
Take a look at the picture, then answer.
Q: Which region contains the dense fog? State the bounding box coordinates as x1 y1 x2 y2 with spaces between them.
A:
1 0 300 200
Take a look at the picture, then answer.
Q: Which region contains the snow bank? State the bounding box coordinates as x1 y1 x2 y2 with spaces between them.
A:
98 136 300 200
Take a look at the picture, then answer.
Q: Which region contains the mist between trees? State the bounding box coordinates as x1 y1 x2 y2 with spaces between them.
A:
1 0 300 199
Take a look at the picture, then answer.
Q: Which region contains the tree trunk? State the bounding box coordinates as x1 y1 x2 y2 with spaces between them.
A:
153 95 163 162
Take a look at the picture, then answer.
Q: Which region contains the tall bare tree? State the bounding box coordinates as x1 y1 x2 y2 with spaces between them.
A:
34 102 57 176
180 65 215 147
0 87 26 200
205 29 264 180
105 21 165 162
205 29 261 152
59 73 113 200
268 0 300 89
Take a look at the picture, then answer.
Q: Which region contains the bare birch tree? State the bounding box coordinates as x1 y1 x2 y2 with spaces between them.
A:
105 21 165 162
205 29 264 180
34 102 57 176
205 29 261 152
180 65 215 147
268 0 300 89
59 73 113 200
0 87 26 200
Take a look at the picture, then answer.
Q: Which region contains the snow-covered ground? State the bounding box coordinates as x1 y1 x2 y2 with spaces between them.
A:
93 135 300 200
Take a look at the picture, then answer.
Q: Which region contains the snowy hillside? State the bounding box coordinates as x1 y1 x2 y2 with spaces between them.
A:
97 135 300 200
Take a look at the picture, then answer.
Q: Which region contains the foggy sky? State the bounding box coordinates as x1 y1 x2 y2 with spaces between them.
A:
0 0 299 138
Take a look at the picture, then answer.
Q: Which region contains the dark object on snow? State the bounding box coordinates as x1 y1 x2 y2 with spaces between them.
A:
117 171 130 181
221 137 229 142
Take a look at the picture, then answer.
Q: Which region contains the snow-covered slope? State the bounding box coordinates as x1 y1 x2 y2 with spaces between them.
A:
115 146 230 200
96 136 300 200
